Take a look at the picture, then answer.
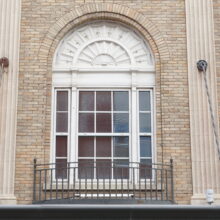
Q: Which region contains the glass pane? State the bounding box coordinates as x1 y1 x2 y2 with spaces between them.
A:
56 136 67 157
79 113 94 132
78 159 94 179
139 113 151 133
56 159 67 179
56 112 68 132
79 91 94 111
113 91 129 111
96 91 111 111
113 137 129 157
96 113 111 133
113 113 129 133
57 91 68 111
139 91 151 111
96 160 111 179
140 159 152 179
140 136 152 157
78 137 94 157
113 160 129 179
96 137 111 157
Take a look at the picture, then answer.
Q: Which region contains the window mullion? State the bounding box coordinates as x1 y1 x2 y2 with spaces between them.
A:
94 91 96 179
71 88 77 169
131 87 138 163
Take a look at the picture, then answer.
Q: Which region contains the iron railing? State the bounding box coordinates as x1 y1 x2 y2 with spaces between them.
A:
33 159 174 204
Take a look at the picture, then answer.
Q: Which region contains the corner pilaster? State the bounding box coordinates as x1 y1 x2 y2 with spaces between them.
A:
185 0 220 205
0 0 21 204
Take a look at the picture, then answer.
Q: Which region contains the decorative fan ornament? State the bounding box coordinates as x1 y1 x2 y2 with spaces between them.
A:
54 21 154 69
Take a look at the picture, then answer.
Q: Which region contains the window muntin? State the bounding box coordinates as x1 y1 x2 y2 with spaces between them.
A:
53 88 154 180
138 90 153 179
54 90 70 178
78 90 130 179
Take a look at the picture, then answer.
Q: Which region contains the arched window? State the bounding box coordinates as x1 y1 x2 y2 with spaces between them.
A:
52 21 155 179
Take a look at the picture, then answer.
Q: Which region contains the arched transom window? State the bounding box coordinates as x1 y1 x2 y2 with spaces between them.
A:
52 21 155 180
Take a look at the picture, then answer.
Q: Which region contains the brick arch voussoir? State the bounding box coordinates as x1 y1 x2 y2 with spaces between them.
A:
39 3 170 67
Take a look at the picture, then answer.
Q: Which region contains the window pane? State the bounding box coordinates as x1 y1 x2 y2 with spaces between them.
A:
113 113 129 132
79 113 94 132
79 91 94 111
56 136 67 157
113 137 129 157
113 91 129 111
96 137 111 157
96 160 111 179
113 160 129 179
140 159 152 179
139 113 151 133
96 91 111 111
78 159 94 179
78 137 94 157
139 91 151 111
56 112 68 132
96 113 111 133
57 91 68 111
140 136 152 157
56 159 67 179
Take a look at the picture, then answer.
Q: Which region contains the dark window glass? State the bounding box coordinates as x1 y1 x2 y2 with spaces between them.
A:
96 113 111 133
56 136 67 157
140 136 151 157
96 137 111 157
56 159 67 179
113 113 129 132
113 160 129 179
113 137 129 157
96 160 111 179
78 137 94 157
96 92 111 111
57 91 68 111
79 113 94 132
140 159 152 179
113 92 129 111
56 112 68 132
79 91 94 111
139 113 151 133
78 159 94 179
139 91 151 111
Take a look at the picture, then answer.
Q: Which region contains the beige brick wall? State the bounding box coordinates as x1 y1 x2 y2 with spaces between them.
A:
15 0 192 204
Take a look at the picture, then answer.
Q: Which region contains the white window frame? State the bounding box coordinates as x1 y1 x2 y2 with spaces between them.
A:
75 89 131 181
52 84 156 182
137 89 154 163
52 89 71 163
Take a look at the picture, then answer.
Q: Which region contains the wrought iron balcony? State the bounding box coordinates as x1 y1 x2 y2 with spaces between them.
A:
33 160 174 204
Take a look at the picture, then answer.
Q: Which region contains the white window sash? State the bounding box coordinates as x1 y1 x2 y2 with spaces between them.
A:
52 87 155 183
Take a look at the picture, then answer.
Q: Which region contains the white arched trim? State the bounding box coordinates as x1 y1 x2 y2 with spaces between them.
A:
51 21 157 182
53 21 155 71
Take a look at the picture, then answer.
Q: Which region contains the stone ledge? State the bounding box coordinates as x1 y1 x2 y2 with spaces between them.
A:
0 205 220 219
191 194 220 205
0 195 17 205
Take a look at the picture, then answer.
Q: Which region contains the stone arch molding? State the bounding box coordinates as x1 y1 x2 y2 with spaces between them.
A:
53 21 154 70
39 3 170 67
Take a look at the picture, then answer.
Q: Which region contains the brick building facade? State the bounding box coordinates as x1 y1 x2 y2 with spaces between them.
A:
0 0 219 205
